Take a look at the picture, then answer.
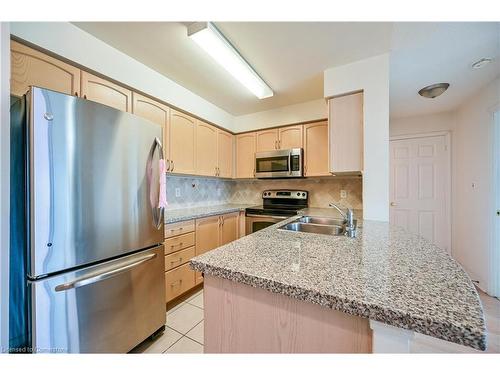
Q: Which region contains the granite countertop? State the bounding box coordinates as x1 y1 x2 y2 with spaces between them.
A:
190 216 486 351
164 203 253 224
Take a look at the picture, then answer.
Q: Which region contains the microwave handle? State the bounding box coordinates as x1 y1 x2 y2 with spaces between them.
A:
288 152 292 175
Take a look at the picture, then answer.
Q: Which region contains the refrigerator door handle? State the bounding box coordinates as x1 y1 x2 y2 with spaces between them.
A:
147 137 164 229
54 252 157 292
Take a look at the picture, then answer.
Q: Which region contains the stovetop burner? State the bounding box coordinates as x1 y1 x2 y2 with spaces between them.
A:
245 189 309 217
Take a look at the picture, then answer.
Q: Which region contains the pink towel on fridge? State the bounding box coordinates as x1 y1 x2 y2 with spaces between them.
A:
158 159 168 208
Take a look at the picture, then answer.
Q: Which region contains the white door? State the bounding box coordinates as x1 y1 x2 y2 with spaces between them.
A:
390 134 450 253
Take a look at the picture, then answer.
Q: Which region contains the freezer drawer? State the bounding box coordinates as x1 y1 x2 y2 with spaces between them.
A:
29 245 165 353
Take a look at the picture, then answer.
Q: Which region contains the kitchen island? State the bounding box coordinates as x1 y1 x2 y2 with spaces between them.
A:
190 213 486 353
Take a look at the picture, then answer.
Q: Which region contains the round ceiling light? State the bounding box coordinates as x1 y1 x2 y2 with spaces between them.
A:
418 83 450 99
471 57 493 69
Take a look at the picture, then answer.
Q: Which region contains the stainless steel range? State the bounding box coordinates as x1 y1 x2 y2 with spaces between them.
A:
245 190 308 234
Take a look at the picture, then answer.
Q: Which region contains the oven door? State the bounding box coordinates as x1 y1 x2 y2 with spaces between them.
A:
245 214 288 235
255 148 303 178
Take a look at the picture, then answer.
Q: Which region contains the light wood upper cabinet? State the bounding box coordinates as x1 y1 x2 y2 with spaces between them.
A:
169 110 196 175
196 121 218 176
132 93 170 161
303 121 329 177
236 133 256 178
10 40 81 97
279 125 303 149
217 130 233 178
256 129 279 152
81 71 132 112
220 212 238 246
329 92 364 173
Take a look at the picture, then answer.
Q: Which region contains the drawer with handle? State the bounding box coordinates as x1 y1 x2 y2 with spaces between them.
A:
164 246 195 271
164 232 195 255
164 219 195 238
165 263 195 302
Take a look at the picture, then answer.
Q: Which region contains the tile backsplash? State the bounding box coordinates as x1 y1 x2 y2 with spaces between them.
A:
230 177 362 208
167 175 362 210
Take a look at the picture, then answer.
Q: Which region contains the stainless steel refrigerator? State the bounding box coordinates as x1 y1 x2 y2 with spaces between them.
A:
10 87 166 353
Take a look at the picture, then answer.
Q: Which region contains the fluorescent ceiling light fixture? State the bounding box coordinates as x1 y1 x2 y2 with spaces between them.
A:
188 22 273 99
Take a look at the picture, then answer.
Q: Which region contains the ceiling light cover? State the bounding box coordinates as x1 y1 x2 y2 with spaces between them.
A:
471 57 493 69
188 22 273 99
418 83 450 99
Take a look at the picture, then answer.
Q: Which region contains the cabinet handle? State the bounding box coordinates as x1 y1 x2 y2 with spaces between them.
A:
83 94 87 99
170 280 182 287
278 139 281 149
171 160 175 172
170 257 183 264
74 92 78 97
166 159 171 172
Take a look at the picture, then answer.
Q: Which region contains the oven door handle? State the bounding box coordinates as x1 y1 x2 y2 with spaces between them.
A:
246 214 289 220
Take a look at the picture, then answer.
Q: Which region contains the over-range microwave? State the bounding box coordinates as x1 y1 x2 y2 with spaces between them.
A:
254 148 303 178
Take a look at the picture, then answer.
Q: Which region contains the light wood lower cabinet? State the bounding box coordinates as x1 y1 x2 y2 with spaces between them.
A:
194 212 239 284
303 121 330 177
220 212 239 246
163 213 243 301
81 71 132 112
165 246 195 272
165 263 196 301
10 40 81 97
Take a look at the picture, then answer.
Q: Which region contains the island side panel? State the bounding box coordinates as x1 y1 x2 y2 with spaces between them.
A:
204 275 372 353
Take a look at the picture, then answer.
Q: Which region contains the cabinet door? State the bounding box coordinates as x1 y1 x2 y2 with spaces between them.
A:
169 110 196 175
279 125 303 149
132 92 170 161
256 129 279 152
220 212 238 246
236 133 256 178
195 215 221 284
217 130 233 178
329 92 363 173
10 40 80 97
304 121 329 177
81 71 132 112
195 121 218 176
238 211 246 239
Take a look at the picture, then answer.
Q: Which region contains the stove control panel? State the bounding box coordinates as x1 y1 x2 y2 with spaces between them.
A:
262 190 308 199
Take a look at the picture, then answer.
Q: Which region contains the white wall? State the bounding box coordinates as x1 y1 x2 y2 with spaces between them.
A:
0 22 10 352
452 77 499 294
233 98 327 132
10 22 236 131
324 54 390 221
390 111 456 136
389 77 500 295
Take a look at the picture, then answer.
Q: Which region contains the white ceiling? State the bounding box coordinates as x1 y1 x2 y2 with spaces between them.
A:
390 22 500 118
73 22 499 118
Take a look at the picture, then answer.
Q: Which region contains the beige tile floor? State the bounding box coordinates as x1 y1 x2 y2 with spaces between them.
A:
131 288 204 354
131 286 499 354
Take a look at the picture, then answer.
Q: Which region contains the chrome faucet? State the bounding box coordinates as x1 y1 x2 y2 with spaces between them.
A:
329 203 356 238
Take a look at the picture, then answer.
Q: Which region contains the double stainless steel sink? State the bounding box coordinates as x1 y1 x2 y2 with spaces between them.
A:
278 216 357 236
